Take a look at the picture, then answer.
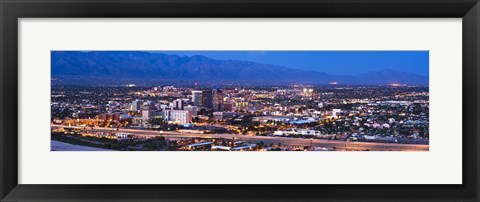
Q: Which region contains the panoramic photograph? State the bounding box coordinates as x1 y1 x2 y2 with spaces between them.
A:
50 51 429 151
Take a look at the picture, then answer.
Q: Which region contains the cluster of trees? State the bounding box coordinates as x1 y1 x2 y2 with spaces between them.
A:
52 131 173 151
51 108 74 119
141 136 168 150
51 132 113 149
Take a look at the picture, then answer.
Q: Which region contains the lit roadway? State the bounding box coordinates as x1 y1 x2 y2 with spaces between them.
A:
52 125 429 151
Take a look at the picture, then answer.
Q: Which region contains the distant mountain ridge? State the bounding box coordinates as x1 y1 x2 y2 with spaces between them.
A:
51 51 428 85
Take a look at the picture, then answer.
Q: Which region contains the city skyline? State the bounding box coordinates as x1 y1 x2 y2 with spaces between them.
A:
51 51 429 152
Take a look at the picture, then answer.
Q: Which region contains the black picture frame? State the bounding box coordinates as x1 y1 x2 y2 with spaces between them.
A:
1 0 479 201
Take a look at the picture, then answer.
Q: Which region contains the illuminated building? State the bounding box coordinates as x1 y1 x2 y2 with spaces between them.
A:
163 110 192 124
235 101 249 108
213 88 224 111
213 111 235 121
332 109 342 118
184 105 198 117
99 113 121 121
173 99 184 110
142 109 162 121
201 90 213 109
191 91 203 106
130 100 143 112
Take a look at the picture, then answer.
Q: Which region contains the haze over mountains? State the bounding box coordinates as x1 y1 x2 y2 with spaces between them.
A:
51 51 428 86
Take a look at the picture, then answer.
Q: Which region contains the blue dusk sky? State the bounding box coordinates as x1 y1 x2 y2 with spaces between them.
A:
154 51 429 77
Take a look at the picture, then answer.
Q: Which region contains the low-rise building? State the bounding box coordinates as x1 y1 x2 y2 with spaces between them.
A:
213 111 235 121
163 110 192 124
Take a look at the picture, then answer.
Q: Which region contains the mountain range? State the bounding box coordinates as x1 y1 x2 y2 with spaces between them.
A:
51 51 428 85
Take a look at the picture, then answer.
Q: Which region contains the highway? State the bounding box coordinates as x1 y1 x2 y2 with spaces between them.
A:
51 125 429 151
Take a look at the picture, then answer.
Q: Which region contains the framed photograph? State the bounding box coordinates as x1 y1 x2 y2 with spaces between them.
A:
1 0 479 201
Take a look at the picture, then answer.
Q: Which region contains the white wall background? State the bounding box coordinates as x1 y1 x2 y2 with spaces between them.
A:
18 18 462 184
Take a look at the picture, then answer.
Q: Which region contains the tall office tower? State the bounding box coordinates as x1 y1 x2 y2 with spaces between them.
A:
191 91 203 107
201 90 213 109
130 100 143 112
173 99 184 110
213 88 224 111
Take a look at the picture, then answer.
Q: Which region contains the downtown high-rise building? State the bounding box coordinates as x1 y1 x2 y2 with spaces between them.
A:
201 90 213 109
191 91 203 107
130 100 143 112
173 99 184 110
213 88 224 111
